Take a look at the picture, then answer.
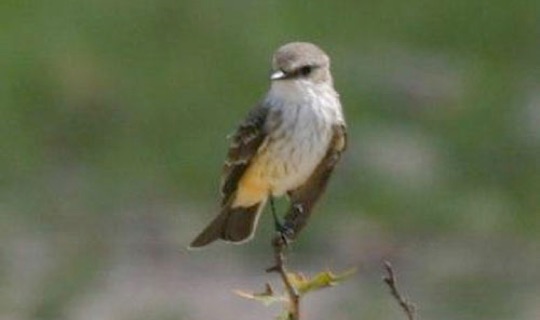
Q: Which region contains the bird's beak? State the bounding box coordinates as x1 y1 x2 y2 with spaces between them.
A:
270 70 286 80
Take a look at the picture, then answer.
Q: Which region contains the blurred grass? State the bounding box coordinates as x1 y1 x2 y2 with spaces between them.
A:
1 0 540 319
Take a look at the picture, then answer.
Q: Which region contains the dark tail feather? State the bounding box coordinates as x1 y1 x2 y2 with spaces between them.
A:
189 201 265 248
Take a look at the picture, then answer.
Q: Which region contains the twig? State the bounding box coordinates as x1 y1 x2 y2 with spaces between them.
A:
382 261 416 320
266 236 300 320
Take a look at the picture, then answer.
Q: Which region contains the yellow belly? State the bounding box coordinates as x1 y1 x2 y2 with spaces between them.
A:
232 157 271 207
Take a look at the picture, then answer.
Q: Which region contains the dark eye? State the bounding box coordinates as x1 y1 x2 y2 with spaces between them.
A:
299 65 312 76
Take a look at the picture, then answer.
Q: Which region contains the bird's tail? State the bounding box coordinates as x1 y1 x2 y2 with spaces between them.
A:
189 200 266 248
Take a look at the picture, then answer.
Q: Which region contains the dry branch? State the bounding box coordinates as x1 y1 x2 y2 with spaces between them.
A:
266 236 300 320
383 260 416 320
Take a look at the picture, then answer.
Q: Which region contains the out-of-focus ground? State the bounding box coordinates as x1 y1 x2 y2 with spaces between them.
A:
1 1 540 319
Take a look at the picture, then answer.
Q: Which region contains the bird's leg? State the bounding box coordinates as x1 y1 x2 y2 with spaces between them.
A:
269 196 294 246
269 196 282 231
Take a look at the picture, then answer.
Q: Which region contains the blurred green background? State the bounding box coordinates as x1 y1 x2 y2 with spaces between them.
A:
1 1 540 319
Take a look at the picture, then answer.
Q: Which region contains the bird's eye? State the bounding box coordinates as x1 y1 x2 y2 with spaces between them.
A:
299 66 312 76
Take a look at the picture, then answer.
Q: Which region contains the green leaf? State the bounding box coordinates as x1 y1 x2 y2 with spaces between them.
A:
289 268 357 295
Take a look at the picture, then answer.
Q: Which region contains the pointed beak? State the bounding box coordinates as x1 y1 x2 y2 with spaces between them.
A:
270 70 286 80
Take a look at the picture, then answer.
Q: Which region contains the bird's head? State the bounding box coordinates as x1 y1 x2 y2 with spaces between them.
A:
270 42 332 86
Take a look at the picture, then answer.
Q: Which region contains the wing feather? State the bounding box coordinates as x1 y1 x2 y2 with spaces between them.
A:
220 104 269 206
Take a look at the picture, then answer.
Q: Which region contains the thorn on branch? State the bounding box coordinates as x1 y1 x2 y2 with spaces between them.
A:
382 260 416 320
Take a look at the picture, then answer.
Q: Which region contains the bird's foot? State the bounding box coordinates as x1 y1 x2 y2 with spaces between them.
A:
266 225 294 273
273 220 295 247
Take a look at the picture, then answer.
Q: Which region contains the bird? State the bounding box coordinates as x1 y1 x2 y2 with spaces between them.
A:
189 42 347 248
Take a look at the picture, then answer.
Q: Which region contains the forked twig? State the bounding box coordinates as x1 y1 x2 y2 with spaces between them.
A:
383 261 416 320
266 237 300 320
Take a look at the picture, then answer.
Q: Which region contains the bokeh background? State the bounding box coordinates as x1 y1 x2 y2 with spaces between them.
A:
2 1 540 319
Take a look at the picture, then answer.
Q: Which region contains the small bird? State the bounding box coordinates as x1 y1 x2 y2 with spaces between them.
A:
189 42 347 248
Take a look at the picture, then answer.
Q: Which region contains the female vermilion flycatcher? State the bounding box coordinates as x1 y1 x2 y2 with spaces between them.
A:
190 42 347 248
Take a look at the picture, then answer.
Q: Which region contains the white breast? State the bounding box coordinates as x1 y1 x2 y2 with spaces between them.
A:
258 80 343 196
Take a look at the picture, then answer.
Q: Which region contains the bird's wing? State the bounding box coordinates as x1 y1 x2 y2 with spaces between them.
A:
220 104 270 207
284 123 347 237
